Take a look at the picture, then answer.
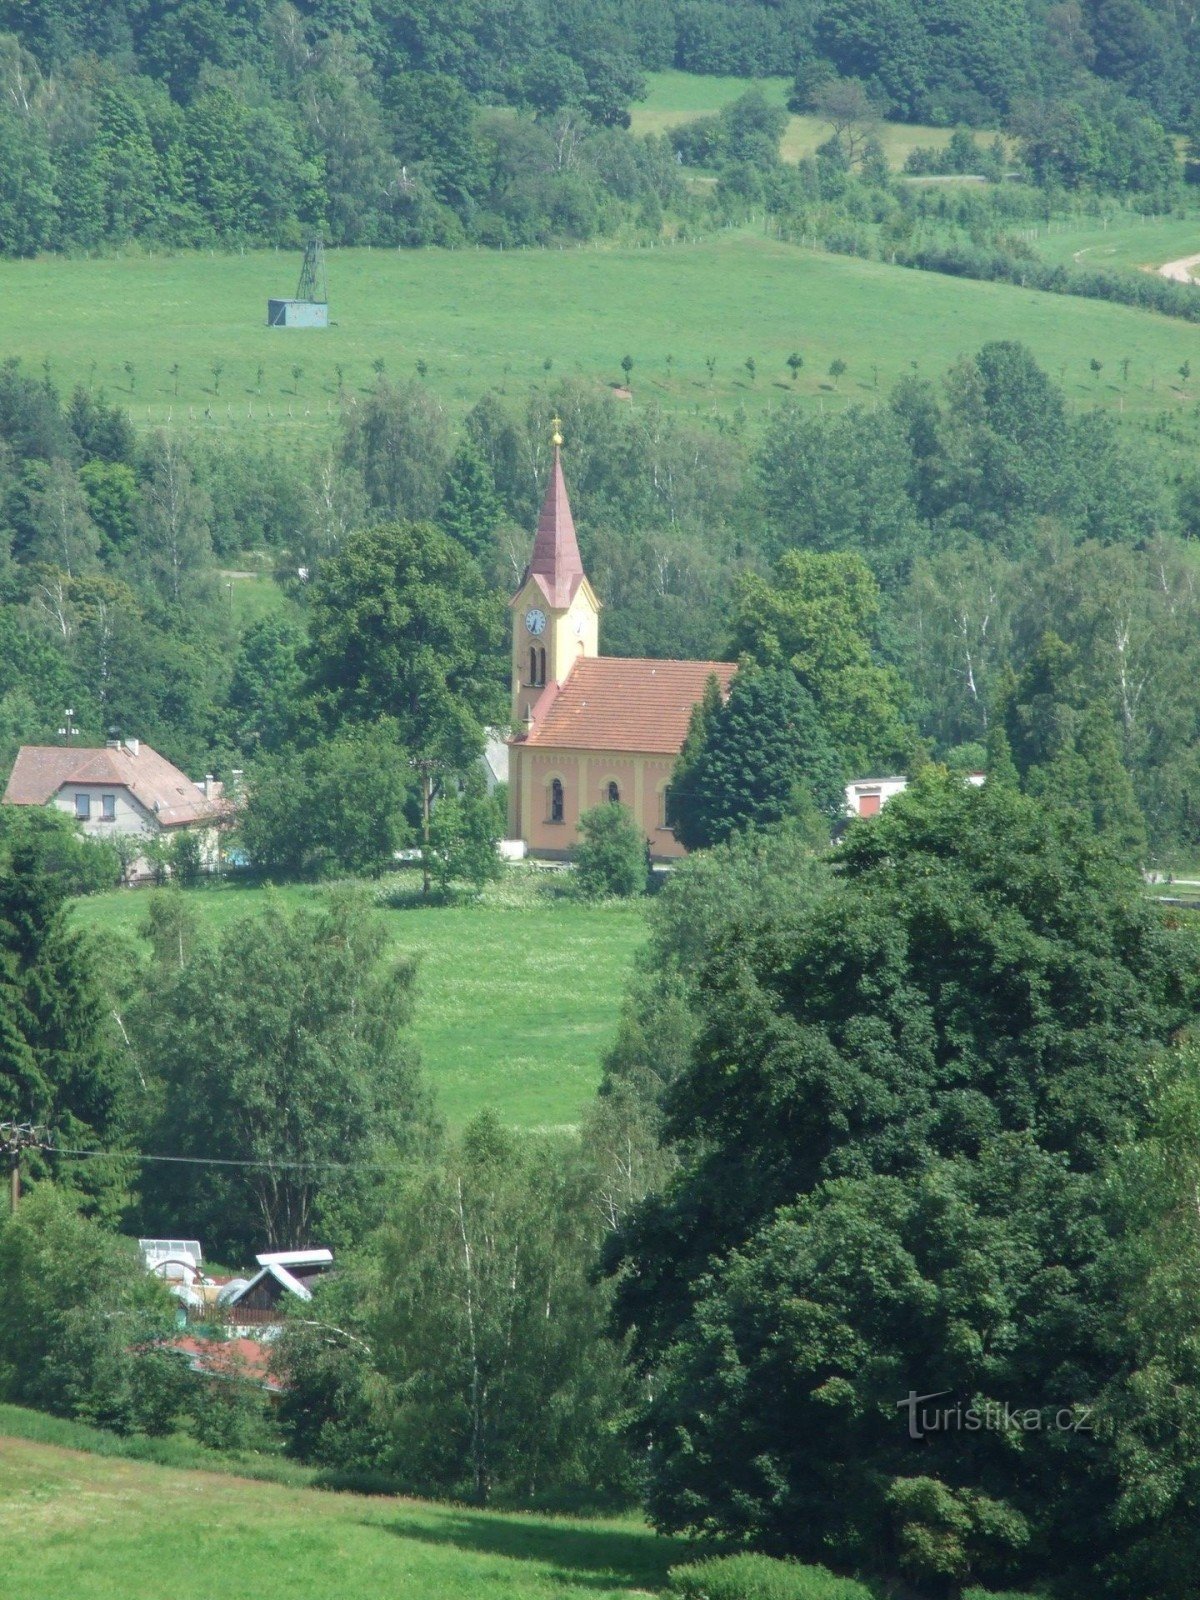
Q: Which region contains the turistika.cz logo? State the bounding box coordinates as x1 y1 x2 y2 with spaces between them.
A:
897 1391 1094 1441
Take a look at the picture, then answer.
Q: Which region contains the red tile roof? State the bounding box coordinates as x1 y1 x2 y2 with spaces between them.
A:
519 657 735 754
167 1336 282 1391
3 742 229 827
519 444 586 610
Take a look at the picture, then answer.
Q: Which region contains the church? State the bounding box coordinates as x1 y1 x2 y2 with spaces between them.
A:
507 428 735 859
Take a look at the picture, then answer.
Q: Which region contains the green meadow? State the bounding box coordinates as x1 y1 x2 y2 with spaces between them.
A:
0 1430 686 1600
6 232 1200 439
71 874 646 1134
1026 211 1200 274
629 68 969 167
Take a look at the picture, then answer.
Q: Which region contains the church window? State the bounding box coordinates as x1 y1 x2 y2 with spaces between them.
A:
538 647 546 685
529 647 546 688
661 784 675 829
607 781 620 805
550 778 564 823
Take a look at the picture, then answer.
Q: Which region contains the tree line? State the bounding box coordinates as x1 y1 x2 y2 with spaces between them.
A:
3 2 1200 257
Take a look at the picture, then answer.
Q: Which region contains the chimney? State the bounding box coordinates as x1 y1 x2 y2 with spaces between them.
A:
106 726 121 750
203 774 214 799
229 769 244 801
125 737 140 757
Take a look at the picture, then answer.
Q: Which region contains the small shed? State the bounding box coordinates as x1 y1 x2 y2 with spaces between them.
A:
267 297 329 328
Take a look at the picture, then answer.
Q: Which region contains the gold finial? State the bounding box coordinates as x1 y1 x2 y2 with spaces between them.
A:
551 415 563 447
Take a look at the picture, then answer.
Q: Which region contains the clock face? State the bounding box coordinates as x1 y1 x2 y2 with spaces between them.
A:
525 607 547 636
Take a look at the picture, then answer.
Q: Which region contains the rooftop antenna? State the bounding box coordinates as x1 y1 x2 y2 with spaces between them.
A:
296 238 327 306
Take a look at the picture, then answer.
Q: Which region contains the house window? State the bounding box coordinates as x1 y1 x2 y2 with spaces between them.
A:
661 784 675 829
75 793 90 821
549 778 564 823
607 781 620 805
101 794 115 821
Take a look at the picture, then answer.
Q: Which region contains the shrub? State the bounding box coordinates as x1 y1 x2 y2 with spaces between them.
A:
668 1553 874 1600
571 802 646 898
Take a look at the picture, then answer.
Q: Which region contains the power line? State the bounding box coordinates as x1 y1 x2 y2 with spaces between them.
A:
46 1143 408 1175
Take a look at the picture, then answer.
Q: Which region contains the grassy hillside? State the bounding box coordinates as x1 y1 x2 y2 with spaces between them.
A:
6 234 1200 440
1027 212 1200 275
72 874 645 1134
629 69 966 168
0 1429 686 1600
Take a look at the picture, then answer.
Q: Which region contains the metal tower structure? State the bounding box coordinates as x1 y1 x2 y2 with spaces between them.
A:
295 238 327 305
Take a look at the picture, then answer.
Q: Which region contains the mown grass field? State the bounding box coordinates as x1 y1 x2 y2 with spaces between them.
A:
1026 211 1200 275
629 69 967 167
0 1430 686 1600
7 233 1200 438
71 874 645 1134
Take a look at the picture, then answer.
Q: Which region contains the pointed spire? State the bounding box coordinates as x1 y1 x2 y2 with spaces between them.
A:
528 418 584 608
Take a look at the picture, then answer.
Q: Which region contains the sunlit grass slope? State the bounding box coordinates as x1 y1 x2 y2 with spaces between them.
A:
0 1431 685 1600
72 874 646 1134
6 233 1200 439
629 69 966 166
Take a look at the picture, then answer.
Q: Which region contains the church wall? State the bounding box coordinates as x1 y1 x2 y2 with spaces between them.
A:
512 745 686 860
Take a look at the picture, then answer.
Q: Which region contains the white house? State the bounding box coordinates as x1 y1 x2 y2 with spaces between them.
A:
3 735 233 873
845 775 911 818
845 770 986 819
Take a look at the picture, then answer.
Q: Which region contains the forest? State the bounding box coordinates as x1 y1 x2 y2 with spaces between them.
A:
1 1 1199 255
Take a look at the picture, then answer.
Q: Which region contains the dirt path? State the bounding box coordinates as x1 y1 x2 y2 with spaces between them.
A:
1159 252 1200 283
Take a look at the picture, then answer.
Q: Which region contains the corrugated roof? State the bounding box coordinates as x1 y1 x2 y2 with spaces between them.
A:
518 657 735 754
3 742 229 827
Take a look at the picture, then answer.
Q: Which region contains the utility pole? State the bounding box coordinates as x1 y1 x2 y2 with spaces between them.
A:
0 1122 47 1213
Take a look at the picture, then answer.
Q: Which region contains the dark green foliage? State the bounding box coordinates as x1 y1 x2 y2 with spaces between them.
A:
307 518 506 770
608 775 1199 1590
572 801 647 897
238 727 413 880
669 668 844 851
277 1114 634 1508
0 1184 177 1429
133 890 434 1259
0 804 119 897
426 775 503 896
224 613 305 755
436 437 505 567
0 840 130 1215
731 551 914 774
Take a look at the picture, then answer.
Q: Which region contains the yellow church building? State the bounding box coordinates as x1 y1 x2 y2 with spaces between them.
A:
507 430 734 859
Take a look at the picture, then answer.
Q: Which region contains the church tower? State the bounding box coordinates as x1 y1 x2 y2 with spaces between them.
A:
508 421 600 730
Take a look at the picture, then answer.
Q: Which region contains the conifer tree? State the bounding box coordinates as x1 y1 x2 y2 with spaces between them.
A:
0 844 129 1216
669 668 843 851
437 439 504 566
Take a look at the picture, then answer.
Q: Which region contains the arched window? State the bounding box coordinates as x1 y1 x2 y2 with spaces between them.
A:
529 647 546 688
538 647 546 685
607 780 620 805
550 778 564 823
661 784 675 829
